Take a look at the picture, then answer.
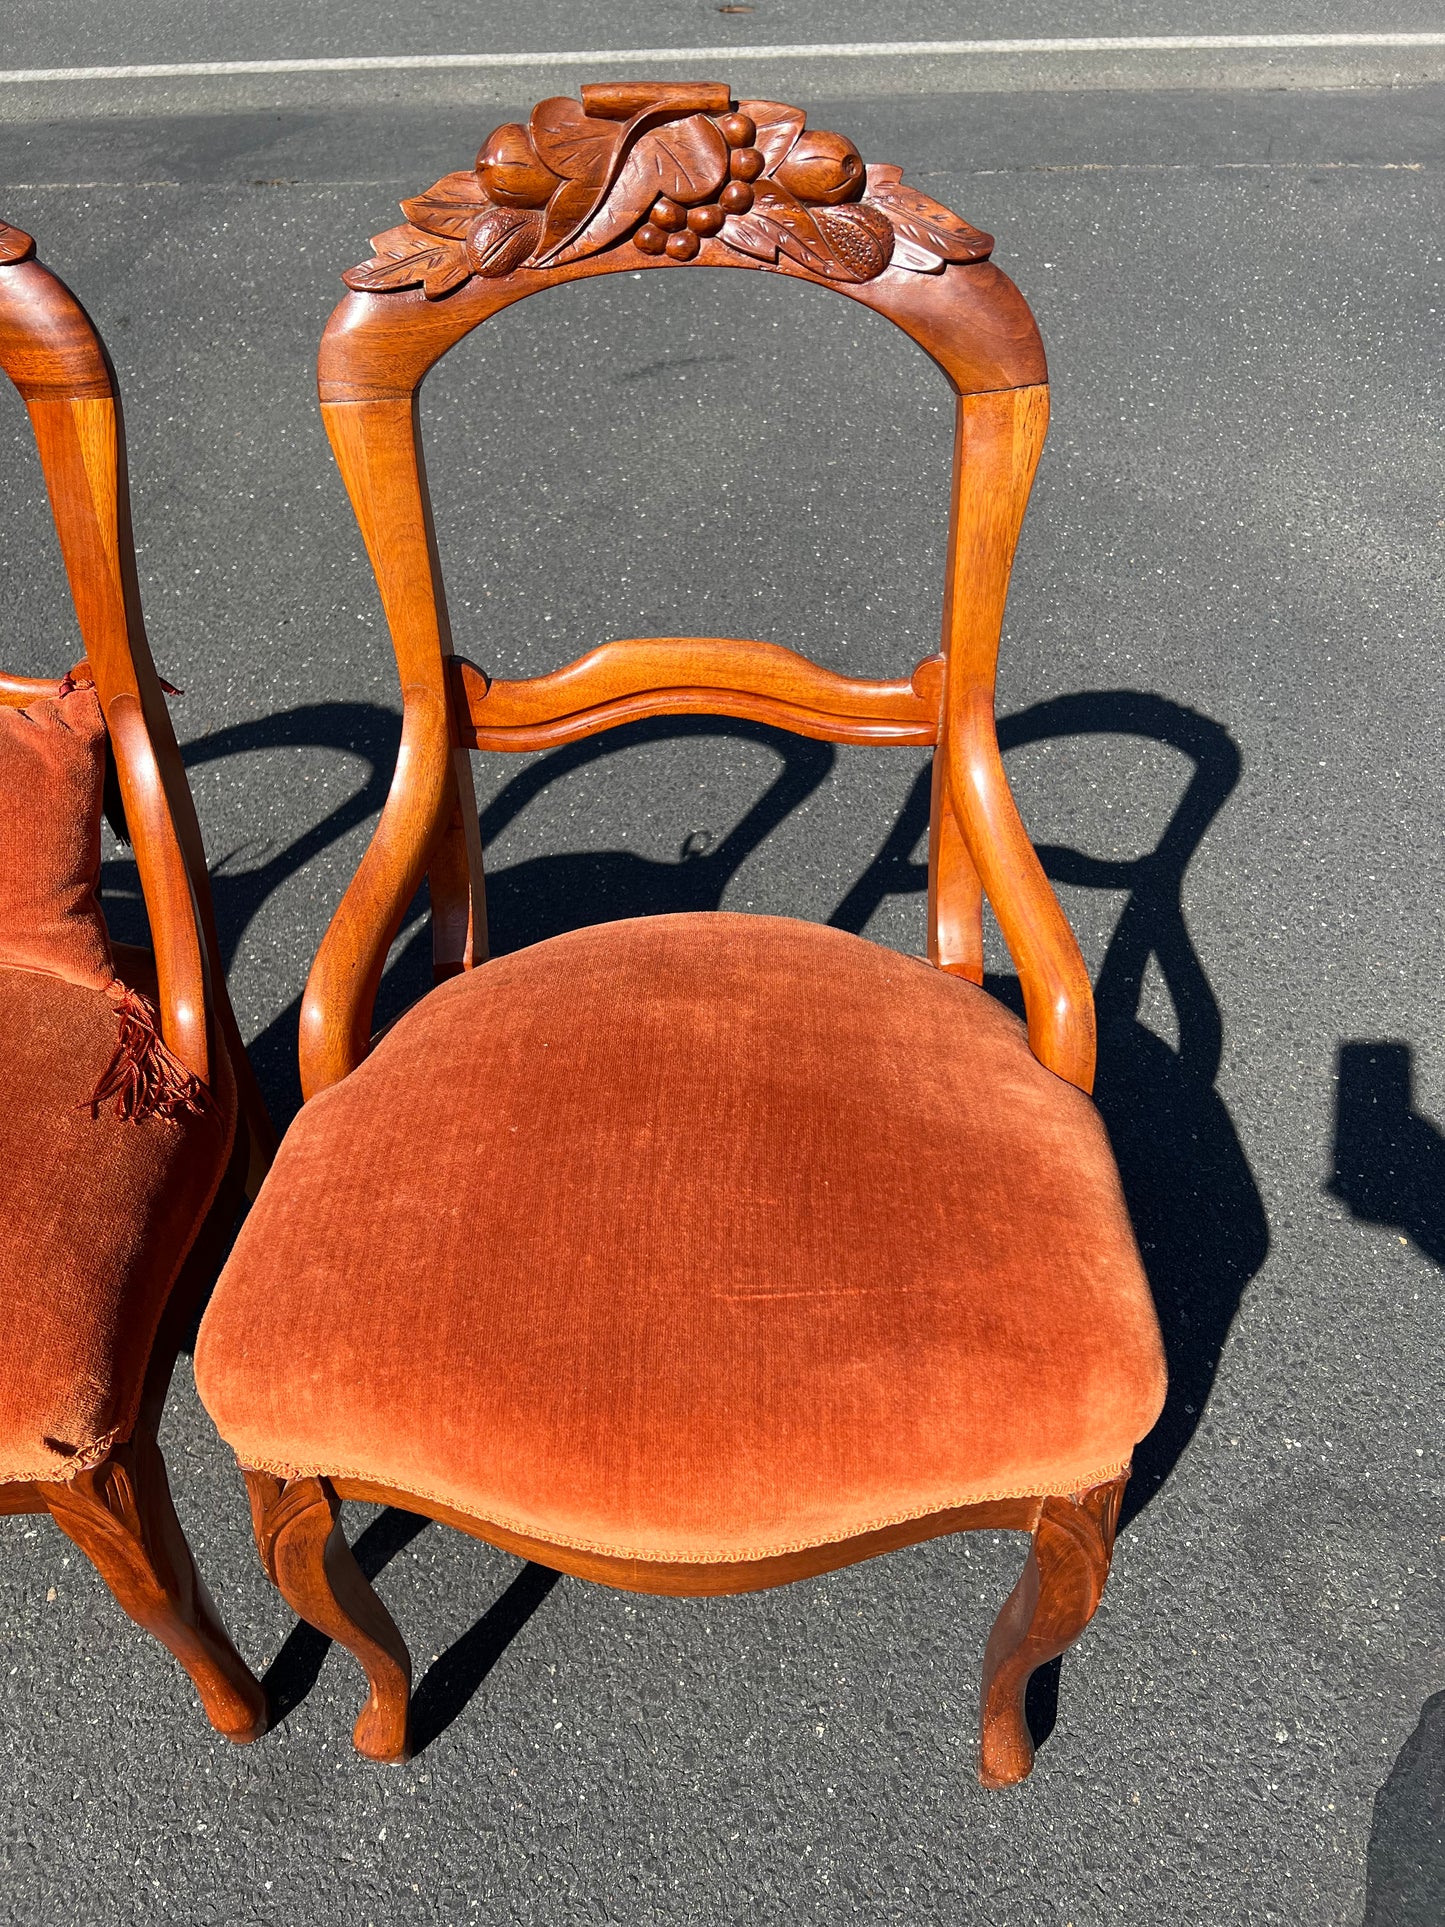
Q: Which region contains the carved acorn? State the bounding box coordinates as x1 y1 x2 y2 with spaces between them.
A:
476 123 563 208
775 130 866 205
818 202 894 279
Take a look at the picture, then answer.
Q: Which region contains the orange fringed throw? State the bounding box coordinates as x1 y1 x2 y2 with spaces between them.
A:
87 981 208 1123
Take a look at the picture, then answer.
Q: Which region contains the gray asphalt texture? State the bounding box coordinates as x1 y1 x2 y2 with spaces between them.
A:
10 0 1445 67
1 51 1444 1927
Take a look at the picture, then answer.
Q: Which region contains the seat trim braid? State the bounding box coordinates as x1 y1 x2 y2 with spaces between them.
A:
232 1453 1134 1566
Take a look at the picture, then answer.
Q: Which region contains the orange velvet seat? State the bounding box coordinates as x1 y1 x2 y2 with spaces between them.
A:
197 913 1165 1563
0 961 235 1483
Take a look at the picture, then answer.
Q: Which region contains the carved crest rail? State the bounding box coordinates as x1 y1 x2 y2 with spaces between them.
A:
343 83 993 300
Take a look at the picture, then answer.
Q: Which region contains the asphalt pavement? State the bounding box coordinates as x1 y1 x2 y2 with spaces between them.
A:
1 21 1444 1927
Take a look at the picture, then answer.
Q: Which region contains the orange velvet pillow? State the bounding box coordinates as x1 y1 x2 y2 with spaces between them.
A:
0 680 114 992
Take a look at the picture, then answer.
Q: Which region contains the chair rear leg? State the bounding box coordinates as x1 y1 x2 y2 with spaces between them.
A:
978 1472 1128 1787
245 1471 412 1763
44 1432 267 1742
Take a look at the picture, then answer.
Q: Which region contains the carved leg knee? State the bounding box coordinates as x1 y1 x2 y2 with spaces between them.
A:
978 1473 1127 1788
45 1434 267 1742
246 1471 412 1763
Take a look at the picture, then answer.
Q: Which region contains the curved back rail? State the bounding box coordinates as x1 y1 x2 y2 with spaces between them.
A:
304 86 1094 1100
0 220 275 1182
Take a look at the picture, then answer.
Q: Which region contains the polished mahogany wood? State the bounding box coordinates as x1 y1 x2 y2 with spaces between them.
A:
246 1467 1125 1774
0 232 275 1179
299 90 1085 1104
938 385 1095 1086
245 1471 412 1762
452 641 944 752
4 1124 267 1741
247 87 1127 1783
0 668 66 707
46 1428 266 1743
979 1475 1126 1786
332 1478 1039 1597
1 223 271 1740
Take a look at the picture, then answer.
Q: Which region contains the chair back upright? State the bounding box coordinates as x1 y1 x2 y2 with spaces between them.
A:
0 218 274 1181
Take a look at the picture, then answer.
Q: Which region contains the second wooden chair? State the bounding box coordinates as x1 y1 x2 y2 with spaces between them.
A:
0 221 272 1742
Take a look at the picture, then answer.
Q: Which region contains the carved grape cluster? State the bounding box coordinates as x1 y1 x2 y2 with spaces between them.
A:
632 110 762 261
345 85 993 301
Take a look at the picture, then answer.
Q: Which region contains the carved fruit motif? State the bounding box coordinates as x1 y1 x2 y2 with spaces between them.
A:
815 202 894 277
342 85 994 299
466 206 543 276
477 123 563 207
775 129 866 205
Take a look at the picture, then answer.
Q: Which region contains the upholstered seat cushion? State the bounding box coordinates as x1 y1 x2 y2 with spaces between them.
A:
196 914 1165 1563
0 960 235 1483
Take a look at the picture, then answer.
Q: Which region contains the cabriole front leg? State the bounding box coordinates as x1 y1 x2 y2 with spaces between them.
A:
44 1433 268 1742
978 1472 1127 1787
245 1470 413 1762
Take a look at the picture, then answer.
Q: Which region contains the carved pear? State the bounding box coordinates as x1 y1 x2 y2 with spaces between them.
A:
476 124 563 208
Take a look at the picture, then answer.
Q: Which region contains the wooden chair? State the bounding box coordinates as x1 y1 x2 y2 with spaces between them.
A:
0 220 272 1741
193 88 1167 1783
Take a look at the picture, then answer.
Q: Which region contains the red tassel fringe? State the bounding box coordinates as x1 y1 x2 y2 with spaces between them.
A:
85 982 210 1124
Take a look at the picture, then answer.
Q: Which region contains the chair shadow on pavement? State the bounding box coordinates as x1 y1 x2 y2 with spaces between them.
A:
138 691 1265 1757
1361 1690 1445 1927
1330 1052 1445 1923
831 689 1269 1756
833 689 1269 1526
262 1499 561 1753
1330 1042 1445 1267
145 706 835 1751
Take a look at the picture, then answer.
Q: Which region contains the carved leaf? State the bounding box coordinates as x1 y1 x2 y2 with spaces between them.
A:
423 248 474 298
535 175 608 260
343 223 470 297
530 95 624 184
719 212 782 263
401 170 491 239
467 205 542 277
254 1476 332 1580
549 116 730 264
740 185 876 282
887 234 947 274
867 177 993 263
739 100 806 174
645 115 730 206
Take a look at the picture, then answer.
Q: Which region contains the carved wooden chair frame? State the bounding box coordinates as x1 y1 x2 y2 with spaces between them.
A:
0 220 271 1741
245 89 1123 1785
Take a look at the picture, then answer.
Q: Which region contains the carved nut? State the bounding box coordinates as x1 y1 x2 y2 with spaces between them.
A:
688 204 725 235
729 147 765 183
719 180 754 215
718 112 756 149
466 206 543 276
666 229 701 261
634 224 668 255
476 123 563 208
650 197 687 232
776 130 867 205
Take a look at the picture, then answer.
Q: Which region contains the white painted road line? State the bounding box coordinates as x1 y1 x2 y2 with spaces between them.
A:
3 33 1445 87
